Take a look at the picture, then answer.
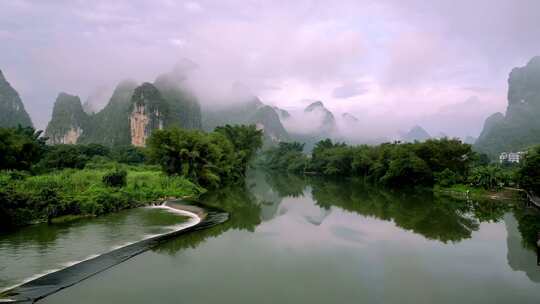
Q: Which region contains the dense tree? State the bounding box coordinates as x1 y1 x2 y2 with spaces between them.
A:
261 138 475 188
110 145 146 164
518 145 540 194
260 142 308 173
380 148 433 186
0 126 46 171
146 126 263 188
215 124 263 173
38 143 111 170
467 165 510 190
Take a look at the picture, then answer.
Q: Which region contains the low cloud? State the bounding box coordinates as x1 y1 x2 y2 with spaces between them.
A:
0 0 538 133
332 81 369 99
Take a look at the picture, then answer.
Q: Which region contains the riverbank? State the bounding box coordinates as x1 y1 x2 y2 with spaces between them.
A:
435 184 524 202
0 166 205 229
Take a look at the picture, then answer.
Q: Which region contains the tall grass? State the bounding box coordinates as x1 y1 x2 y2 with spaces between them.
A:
0 166 204 228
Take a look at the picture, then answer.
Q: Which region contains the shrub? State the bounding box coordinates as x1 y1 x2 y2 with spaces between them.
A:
519 145 540 193
435 168 460 187
102 169 127 188
0 126 46 171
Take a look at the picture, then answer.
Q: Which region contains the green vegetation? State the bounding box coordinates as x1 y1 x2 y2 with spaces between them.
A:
260 137 540 196
147 125 263 189
102 169 127 188
0 126 46 171
0 166 202 229
518 145 540 194
258 142 308 173
467 165 515 190
0 123 263 229
262 138 475 188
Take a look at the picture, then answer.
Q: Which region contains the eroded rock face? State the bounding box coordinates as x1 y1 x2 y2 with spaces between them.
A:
49 126 82 144
129 83 167 147
130 104 164 146
45 93 88 144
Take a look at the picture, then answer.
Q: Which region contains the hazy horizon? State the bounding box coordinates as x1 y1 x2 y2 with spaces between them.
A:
2 0 540 139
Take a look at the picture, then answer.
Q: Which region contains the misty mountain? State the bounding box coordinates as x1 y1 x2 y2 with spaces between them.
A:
475 56 540 156
402 125 431 142
435 132 448 139
79 80 138 146
303 101 336 135
342 112 359 123
82 85 113 114
202 95 289 146
464 136 476 144
154 66 202 130
45 68 203 147
272 106 291 120
0 69 33 128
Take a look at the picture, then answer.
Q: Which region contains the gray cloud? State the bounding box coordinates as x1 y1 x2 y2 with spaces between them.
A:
0 0 538 134
332 81 369 99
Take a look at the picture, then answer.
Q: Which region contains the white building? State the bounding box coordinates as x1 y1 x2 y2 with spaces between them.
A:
499 151 526 163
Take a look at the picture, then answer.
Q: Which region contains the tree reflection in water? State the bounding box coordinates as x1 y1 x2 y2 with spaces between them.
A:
158 171 538 271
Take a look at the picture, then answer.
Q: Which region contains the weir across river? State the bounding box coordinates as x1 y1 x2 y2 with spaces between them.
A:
0 202 228 304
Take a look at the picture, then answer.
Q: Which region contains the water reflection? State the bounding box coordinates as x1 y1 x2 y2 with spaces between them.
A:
162 170 538 269
157 185 262 254
37 171 540 304
504 213 540 282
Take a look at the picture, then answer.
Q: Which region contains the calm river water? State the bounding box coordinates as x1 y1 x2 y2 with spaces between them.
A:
2 171 540 303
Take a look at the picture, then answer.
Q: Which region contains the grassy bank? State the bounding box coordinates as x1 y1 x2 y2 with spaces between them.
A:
434 184 522 202
0 165 204 228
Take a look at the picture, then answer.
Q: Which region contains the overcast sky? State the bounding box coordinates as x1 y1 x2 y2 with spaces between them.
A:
1 0 539 137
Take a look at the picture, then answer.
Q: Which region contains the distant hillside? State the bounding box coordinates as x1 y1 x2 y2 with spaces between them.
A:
0 69 33 128
45 93 88 144
402 125 431 142
79 80 138 146
202 96 289 146
304 101 336 135
154 67 202 130
475 57 540 156
45 68 203 147
342 112 359 123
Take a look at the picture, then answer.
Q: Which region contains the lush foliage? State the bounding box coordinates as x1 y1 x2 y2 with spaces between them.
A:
467 165 514 190
0 126 46 171
0 166 202 228
215 124 264 170
518 145 540 194
102 169 127 187
147 125 263 188
260 142 308 173
262 138 475 188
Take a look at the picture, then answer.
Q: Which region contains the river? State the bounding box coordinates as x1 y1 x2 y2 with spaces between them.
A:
2 171 540 303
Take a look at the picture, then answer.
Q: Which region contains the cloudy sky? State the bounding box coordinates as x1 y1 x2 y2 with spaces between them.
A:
1 0 540 138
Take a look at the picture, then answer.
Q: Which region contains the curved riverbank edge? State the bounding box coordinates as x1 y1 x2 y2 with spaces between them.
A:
0 200 229 303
